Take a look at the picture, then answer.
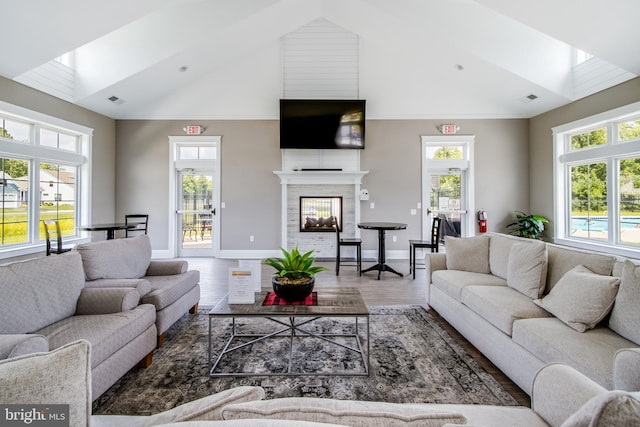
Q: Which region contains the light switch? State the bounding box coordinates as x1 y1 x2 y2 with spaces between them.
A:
370 202 375 209
411 209 417 215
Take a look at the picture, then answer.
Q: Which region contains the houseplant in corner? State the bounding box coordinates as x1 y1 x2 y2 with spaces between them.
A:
264 246 327 302
506 211 549 239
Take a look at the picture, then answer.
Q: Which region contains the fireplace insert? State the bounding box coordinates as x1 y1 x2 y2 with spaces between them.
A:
299 196 342 232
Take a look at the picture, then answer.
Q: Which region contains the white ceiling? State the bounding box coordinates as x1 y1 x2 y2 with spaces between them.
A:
2 0 638 120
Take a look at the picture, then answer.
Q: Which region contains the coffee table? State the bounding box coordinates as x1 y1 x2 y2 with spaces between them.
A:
208 287 369 377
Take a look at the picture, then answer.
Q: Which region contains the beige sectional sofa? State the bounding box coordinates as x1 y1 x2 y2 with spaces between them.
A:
426 232 640 395
76 235 201 347
0 235 201 400
0 252 157 399
2 340 639 426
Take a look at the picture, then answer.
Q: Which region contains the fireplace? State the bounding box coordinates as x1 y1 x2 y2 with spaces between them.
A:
300 196 342 232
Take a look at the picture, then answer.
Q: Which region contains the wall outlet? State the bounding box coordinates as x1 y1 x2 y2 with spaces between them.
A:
249 235 254 242
410 209 417 215
370 202 375 209
417 202 421 209
392 235 397 242
221 202 226 208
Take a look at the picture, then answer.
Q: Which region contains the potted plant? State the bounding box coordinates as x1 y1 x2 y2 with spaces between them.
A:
264 246 327 302
506 211 549 239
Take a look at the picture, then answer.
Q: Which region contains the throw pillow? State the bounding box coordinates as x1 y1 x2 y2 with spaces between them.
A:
561 390 640 427
445 235 490 274
0 340 91 427
608 260 640 345
222 397 467 427
533 265 620 332
142 386 266 424
76 234 152 280
507 241 548 299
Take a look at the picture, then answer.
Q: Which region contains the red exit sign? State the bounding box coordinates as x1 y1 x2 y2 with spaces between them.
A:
185 125 203 135
441 124 458 134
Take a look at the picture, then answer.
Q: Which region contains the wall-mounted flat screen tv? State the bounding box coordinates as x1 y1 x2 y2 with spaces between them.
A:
280 99 366 149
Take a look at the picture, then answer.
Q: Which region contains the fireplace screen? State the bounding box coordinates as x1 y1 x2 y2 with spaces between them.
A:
300 196 342 232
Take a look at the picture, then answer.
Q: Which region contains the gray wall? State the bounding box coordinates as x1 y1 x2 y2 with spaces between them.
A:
529 77 640 238
116 118 529 254
0 77 116 225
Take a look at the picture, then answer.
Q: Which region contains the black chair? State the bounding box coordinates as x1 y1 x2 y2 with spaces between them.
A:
409 217 442 279
125 214 149 237
43 219 72 256
335 217 362 275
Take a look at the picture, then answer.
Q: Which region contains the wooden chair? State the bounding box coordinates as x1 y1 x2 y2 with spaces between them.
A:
125 214 149 237
409 216 442 279
335 217 362 275
43 219 72 256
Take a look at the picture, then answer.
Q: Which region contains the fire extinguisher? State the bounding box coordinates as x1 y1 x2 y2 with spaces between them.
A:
478 210 488 233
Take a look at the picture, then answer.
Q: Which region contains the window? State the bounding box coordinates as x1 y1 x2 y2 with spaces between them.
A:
0 101 91 257
554 101 640 257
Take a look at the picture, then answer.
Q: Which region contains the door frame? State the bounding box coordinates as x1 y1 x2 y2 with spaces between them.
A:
168 136 221 258
421 135 475 240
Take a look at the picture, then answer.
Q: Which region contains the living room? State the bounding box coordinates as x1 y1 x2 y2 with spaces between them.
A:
1 2 640 426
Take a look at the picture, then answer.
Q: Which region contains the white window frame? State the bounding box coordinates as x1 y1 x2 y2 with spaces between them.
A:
0 101 92 259
553 100 640 259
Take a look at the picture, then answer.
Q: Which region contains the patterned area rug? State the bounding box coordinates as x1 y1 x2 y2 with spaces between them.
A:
93 306 518 416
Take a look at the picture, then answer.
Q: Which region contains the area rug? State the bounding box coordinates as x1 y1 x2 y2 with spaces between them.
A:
93 306 518 416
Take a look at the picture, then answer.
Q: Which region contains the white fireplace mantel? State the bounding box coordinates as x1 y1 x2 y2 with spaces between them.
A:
274 170 369 250
273 170 368 185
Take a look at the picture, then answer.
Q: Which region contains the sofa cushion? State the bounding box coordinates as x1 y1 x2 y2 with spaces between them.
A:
222 397 467 426
512 317 636 389
507 241 548 299
461 286 551 336
533 265 620 332
432 270 507 302
0 340 91 427
445 235 490 274
77 235 151 280
142 270 200 310
608 260 640 345
488 232 524 280
546 245 615 292
561 390 640 427
35 304 156 368
0 252 86 334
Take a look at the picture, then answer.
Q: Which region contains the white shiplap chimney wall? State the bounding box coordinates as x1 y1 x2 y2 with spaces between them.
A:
278 19 364 255
282 18 359 99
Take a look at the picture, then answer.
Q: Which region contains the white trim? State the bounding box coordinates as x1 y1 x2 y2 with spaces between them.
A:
0 100 92 135
552 100 640 135
0 101 92 259
168 135 221 258
421 135 475 239
553 102 640 257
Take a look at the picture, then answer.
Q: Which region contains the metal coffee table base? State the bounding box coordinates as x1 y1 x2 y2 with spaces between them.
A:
208 315 369 377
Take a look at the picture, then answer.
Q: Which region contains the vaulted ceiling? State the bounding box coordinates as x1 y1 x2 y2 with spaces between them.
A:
2 0 638 120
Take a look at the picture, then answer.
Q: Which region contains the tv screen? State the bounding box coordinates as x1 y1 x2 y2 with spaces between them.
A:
280 99 365 149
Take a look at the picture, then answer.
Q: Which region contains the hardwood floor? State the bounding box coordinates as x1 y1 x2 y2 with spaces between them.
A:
183 256 530 406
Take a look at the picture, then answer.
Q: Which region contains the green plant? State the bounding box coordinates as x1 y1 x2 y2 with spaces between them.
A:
506 211 549 239
264 246 328 284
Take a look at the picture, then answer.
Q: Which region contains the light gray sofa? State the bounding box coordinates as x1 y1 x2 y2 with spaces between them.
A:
76 235 201 347
426 232 640 396
0 252 157 400
2 340 639 427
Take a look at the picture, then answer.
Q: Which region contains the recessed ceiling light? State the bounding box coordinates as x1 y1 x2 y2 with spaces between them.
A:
453 64 464 71
179 66 188 72
526 94 538 100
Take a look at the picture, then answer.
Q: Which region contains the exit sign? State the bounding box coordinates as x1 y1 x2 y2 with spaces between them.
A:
185 125 203 135
441 124 458 134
